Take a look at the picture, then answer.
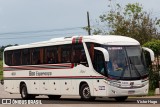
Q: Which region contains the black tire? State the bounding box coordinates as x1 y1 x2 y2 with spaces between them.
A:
80 84 95 101
48 95 61 100
20 84 35 99
114 96 128 102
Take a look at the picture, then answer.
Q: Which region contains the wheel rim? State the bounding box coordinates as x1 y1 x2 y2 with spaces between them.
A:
83 87 90 98
22 87 26 98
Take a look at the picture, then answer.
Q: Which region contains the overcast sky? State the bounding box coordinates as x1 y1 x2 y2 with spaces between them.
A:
0 0 160 46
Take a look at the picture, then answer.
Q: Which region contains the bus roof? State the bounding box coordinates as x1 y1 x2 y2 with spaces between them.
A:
4 35 140 51
83 35 140 45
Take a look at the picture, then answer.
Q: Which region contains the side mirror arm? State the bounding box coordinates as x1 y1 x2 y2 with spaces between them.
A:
142 47 155 62
94 47 109 61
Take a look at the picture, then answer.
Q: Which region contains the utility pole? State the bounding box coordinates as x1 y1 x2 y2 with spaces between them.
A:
87 11 91 35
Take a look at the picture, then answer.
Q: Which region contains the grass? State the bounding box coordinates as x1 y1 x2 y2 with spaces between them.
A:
148 90 155 96
0 60 3 80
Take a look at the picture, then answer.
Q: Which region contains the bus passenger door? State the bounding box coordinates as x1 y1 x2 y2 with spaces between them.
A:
93 50 107 96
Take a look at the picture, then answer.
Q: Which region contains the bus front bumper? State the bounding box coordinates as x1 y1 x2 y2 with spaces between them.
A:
107 83 149 97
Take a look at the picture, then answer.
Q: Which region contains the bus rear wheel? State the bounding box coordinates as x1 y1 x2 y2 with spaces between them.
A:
80 84 95 101
48 95 61 100
20 84 35 99
114 96 128 102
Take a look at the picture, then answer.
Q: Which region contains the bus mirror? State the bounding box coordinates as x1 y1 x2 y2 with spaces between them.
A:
142 47 155 62
94 47 109 61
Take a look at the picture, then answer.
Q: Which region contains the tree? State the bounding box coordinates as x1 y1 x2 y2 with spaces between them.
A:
143 40 160 70
143 40 160 90
92 1 160 44
0 44 18 60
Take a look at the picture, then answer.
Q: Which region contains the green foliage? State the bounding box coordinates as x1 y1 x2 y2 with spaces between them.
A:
143 40 160 69
0 44 18 60
143 40 160 91
0 51 2 61
149 69 159 90
0 60 3 80
0 44 18 80
92 1 160 44
148 90 155 96
125 3 142 14
143 40 160 56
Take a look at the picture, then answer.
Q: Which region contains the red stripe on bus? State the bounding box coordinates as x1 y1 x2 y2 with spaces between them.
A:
3 68 71 71
4 63 72 68
3 64 73 71
44 64 72 67
4 76 104 78
72 38 76 44
78 37 82 43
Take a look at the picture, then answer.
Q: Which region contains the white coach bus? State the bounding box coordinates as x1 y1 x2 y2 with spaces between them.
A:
3 35 154 101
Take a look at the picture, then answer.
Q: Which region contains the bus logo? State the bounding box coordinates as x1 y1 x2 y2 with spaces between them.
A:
130 82 134 86
11 72 16 76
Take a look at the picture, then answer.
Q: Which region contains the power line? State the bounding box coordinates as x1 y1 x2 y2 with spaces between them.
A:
0 26 83 36
0 31 86 39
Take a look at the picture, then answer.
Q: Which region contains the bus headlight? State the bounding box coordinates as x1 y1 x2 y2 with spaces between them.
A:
109 82 121 87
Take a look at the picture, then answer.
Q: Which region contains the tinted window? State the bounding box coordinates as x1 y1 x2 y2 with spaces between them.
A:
22 49 30 65
45 46 58 64
12 50 21 66
86 42 101 64
4 51 13 66
61 45 72 63
31 48 40 65
4 44 88 67
72 44 88 66
93 50 106 75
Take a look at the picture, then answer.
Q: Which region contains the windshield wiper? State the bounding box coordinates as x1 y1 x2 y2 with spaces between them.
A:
119 57 129 79
129 57 141 77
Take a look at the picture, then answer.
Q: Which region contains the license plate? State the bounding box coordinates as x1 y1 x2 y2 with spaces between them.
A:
128 90 135 94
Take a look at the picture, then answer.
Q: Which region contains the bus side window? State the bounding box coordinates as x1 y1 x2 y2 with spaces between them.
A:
58 46 61 63
61 45 72 63
93 50 106 75
72 44 88 67
90 44 94 62
13 50 21 66
45 46 58 64
4 51 13 66
40 48 44 64
22 49 30 65
86 42 101 67
31 48 40 65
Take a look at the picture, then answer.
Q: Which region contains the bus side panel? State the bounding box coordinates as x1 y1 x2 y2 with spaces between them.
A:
71 80 81 96
49 80 61 95
4 80 14 93
27 80 40 94
60 80 73 95
4 80 20 94
39 80 50 94
92 79 107 96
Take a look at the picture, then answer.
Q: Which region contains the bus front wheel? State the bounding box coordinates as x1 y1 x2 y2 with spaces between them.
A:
80 84 95 101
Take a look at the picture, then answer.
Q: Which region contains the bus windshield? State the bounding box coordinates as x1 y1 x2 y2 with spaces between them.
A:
104 46 147 80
